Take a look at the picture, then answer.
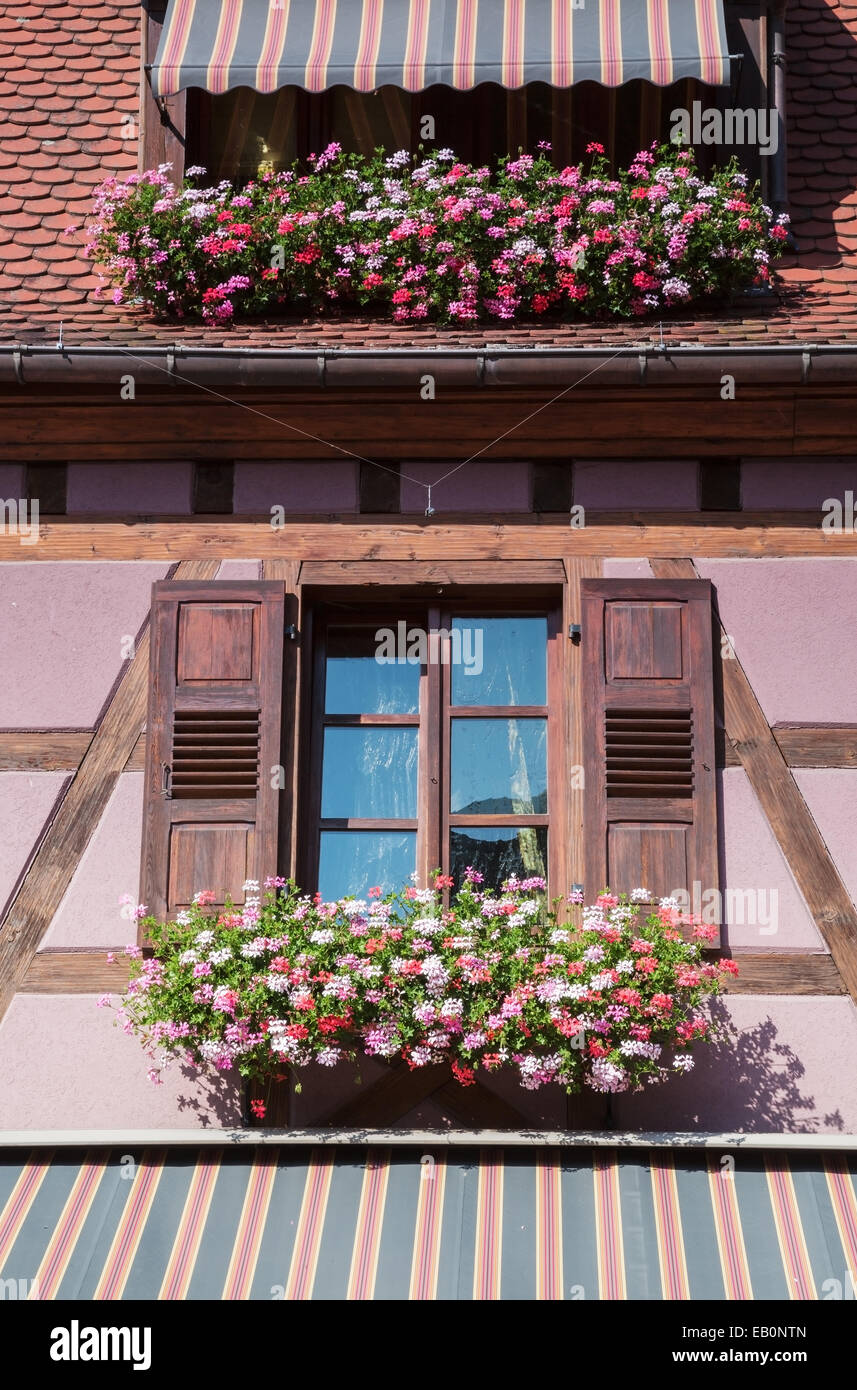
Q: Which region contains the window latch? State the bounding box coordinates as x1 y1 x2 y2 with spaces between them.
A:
568 623 581 644
161 762 173 799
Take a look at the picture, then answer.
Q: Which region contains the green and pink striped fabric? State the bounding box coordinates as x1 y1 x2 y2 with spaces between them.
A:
151 0 730 98
1 1145 855 1301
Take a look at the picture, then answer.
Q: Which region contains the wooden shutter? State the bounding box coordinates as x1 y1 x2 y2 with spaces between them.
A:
581 579 718 936
141 581 285 919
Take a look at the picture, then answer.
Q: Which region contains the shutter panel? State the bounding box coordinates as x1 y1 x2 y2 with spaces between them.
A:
581 579 718 938
141 581 285 919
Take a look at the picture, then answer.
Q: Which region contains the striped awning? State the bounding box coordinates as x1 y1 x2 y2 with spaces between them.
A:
150 0 731 99
2 1145 855 1300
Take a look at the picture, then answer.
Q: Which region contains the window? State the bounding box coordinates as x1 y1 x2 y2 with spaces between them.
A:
305 602 562 900
139 575 719 943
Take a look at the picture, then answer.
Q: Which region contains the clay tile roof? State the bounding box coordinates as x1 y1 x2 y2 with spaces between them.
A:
1 0 856 351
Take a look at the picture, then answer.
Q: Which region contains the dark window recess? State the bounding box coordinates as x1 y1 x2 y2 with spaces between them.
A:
193 462 234 514
532 461 573 514
187 72 764 184
359 462 400 514
26 464 66 516
699 459 742 511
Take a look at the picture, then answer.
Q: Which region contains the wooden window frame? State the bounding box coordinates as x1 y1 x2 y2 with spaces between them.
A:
300 586 566 898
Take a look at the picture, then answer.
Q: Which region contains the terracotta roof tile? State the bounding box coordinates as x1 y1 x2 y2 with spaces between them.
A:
1 0 857 350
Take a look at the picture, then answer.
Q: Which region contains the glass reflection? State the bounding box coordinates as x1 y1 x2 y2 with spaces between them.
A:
321 727 418 819
451 616 547 707
450 718 546 814
325 626 419 714
318 831 416 901
449 827 548 889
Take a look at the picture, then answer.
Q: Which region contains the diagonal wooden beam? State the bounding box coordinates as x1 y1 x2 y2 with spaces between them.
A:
651 558 857 1001
0 559 220 1022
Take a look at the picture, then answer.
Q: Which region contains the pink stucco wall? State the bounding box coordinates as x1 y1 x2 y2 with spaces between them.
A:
0 995 243 1129
741 456 856 510
0 772 68 918
0 562 169 727
719 769 824 950
234 461 359 513
400 461 530 513
41 773 145 950
695 559 857 724
613 996 857 1133
574 459 698 510
66 463 193 514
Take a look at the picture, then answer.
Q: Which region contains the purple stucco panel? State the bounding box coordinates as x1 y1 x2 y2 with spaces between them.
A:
67 463 193 514
613 996 857 1133
0 995 244 1129
217 560 262 579
741 456 856 511
234 461 359 513
0 562 169 727
696 559 857 724
719 769 823 950
0 465 25 499
0 772 68 918
602 558 654 578
400 461 530 513
41 773 145 950
793 770 857 912
574 459 698 510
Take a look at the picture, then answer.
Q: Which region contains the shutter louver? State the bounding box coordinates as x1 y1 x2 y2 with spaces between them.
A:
582 579 719 940
141 581 285 919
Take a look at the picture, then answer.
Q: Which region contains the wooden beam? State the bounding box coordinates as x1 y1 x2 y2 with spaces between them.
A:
564 556 601 896
2 520 855 562
0 559 220 1022
0 732 92 771
772 726 857 769
4 724 855 773
300 560 567 586
652 557 857 1002
718 953 845 995
21 951 132 993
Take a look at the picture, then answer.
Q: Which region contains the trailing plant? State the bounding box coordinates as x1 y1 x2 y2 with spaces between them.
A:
82 141 787 325
102 874 737 1114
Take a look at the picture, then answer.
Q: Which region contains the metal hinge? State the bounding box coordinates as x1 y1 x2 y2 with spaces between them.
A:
285 623 299 641
568 624 581 644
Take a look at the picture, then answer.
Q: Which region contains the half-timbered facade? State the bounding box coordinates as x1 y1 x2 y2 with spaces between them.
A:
0 0 856 1303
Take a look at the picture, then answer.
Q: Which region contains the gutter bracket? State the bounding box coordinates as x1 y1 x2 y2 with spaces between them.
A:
801 350 812 385
317 353 326 387
12 349 24 385
638 353 648 385
166 345 177 386
476 354 486 386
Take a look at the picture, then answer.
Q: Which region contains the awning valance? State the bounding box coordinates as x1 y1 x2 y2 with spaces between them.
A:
150 0 731 99
2 1145 855 1299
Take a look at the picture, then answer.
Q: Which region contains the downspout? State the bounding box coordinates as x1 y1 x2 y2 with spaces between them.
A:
769 0 789 220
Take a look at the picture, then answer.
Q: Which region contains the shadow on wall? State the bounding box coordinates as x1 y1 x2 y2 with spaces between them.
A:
173 1064 245 1128
615 1001 846 1134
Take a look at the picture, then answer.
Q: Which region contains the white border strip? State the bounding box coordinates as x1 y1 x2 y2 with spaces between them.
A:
2 1130 857 1150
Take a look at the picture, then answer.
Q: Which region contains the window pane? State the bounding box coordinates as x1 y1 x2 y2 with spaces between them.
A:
322 727 418 819
325 627 419 714
318 831 416 901
451 719 546 814
450 617 547 706
449 827 548 890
